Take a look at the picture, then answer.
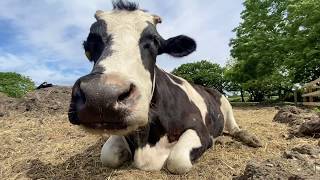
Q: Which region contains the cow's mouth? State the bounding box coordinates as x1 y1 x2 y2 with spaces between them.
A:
68 105 132 131
81 121 128 130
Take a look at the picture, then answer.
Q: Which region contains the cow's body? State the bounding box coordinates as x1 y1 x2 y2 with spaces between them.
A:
69 0 261 174
100 66 243 173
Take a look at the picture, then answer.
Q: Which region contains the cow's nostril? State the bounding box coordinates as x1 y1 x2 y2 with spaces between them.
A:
76 87 86 107
69 83 86 125
117 83 136 103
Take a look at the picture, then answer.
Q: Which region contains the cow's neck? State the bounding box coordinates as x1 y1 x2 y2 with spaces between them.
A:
124 66 169 152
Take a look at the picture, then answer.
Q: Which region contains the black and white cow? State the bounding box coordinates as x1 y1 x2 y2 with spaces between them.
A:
68 0 262 174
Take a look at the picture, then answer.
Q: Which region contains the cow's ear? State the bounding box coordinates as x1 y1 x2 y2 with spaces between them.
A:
159 35 196 57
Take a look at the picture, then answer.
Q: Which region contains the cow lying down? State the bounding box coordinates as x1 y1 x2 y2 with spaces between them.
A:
68 0 262 174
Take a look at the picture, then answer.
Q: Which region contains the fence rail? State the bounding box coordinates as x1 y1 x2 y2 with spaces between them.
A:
302 77 320 106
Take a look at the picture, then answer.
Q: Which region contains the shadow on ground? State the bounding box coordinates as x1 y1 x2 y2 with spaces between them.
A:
23 138 129 180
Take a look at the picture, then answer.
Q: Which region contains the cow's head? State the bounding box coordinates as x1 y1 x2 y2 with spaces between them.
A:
68 0 196 135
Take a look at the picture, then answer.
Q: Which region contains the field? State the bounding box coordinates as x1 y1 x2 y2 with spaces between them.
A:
0 87 319 180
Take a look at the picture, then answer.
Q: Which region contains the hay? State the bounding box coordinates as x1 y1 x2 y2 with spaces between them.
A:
0 97 319 179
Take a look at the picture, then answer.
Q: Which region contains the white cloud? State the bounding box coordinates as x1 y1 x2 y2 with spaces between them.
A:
0 0 109 61
0 0 244 84
0 51 83 85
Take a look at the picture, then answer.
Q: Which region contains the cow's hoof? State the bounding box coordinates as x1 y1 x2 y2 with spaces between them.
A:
166 155 192 174
233 130 263 148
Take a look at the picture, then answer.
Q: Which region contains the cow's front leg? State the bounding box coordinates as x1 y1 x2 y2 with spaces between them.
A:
133 136 174 171
166 129 204 174
100 135 131 168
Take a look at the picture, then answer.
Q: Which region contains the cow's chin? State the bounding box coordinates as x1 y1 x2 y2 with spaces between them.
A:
79 114 149 136
79 124 139 136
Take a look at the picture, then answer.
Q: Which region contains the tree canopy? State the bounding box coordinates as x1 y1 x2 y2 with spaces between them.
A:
172 60 225 93
228 0 320 101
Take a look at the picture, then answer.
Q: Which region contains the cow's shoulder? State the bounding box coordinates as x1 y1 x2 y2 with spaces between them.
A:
150 68 210 140
183 82 226 138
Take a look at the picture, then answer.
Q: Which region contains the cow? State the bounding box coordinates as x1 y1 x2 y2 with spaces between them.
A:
68 0 262 174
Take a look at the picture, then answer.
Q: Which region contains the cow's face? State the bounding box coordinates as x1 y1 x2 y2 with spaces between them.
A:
68 1 196 135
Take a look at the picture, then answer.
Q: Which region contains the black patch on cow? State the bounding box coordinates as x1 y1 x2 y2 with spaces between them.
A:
125 125 149 155
194 86 225 138
83 20 113 63
90 20 107 37
125 111 166 154
159 35 197 57
139 22 164 85
83 34 104 62
148 111 166 145
112 0 139 11
190 139 213 162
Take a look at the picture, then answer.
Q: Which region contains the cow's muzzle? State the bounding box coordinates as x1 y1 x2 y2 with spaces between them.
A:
68 73 140 130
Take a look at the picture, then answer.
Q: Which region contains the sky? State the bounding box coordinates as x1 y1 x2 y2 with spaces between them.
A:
0 0 244 85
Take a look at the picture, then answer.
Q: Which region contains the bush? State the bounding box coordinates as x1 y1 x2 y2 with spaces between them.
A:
0 72 35 98
172 60 225 93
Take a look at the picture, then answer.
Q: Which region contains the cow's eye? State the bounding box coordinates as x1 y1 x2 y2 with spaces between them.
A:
143 43 151 49
83 33 105 62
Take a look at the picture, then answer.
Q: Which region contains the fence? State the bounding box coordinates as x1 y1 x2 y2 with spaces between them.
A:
302 77 320 106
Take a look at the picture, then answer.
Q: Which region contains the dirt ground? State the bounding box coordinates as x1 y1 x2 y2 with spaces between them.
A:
0 87 319 180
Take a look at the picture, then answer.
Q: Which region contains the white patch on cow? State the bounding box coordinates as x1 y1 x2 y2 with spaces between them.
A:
166 72 208 124
219 95 240 134
166 129 202 174
101 135 131 168
94 10 157 129
134 136 176 171
151 68 156 97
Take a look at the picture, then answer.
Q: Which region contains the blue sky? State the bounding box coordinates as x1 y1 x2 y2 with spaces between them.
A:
0 0 244 85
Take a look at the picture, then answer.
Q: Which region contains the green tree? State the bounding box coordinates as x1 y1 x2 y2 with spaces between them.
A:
224 59 246 101
229 0 320 101
0 72 35 98
284 0 320 83
172 60 225 93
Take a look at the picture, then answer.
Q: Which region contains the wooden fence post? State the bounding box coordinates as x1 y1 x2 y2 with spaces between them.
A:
294 90 298 106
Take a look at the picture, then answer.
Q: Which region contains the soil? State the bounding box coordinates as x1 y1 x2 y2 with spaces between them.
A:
234 145 320 179
0 87 319 179
273 106 320 138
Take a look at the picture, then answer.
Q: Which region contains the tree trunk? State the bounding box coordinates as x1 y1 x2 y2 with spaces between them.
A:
278 89 283 101
240 88 245 102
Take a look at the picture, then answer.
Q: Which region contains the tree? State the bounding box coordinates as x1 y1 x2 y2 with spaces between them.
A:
0 72 35 98
284 0 320 83
224 59 246 102
172 60 225 93
229 0 320 101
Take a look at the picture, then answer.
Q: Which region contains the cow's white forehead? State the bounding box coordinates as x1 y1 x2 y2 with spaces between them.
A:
95 10 156 33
